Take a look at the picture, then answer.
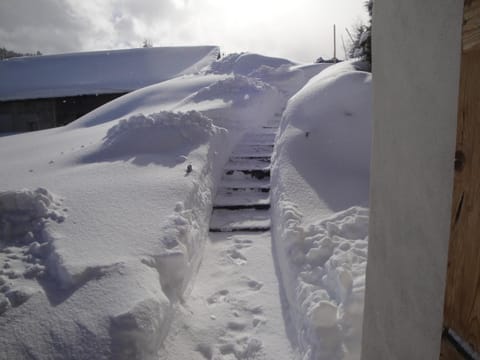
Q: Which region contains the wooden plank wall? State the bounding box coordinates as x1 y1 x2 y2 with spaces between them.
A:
441 0 480 357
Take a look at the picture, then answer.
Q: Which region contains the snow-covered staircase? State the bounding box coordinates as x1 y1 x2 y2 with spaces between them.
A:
209 127 277 233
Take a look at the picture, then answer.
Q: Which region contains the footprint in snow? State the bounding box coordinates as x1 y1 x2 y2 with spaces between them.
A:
245 278 263 291
227 320 247 331
233 238 253 250
227 248 247 265
217 336 264 359
206 289 229 305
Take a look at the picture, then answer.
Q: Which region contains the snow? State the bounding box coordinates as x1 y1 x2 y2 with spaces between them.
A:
271 61 372 359
0 50 371 360
0 46 220 101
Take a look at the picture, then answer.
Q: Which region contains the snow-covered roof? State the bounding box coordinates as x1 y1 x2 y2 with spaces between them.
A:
0 46 220 101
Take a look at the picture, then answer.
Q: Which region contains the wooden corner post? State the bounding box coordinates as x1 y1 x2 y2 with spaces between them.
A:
441 0 480 358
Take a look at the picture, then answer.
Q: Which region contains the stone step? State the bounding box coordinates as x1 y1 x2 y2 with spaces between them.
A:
209 226 270 233
213 203 270 210
223 169 270 181
238 139 275 146
214 190 270 207
242 132 276 141
224 158 271 171
219 178 270 189
229 155 271 162
209 208 271 232
232 144 274 157
219 186 270 193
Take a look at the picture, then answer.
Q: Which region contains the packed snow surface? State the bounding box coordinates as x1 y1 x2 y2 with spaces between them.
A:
0 52 371 360
0 46 220 101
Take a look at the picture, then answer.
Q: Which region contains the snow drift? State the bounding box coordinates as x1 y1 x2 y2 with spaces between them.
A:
0 51 371 360
0 51 303 359
271 61 372 360
0 108 228 359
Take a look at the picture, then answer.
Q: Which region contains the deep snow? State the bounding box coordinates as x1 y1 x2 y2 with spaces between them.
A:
0 52 371 360
271 61 372 360
0 46 220 101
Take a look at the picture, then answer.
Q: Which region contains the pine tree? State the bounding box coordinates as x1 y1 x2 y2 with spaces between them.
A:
364 0 373 66
142 39 153 48
347 0 372 70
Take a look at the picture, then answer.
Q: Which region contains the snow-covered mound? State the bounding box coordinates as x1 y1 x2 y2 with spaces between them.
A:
71 74 229 128
207 53 294 76
271 61 372 360
175 75 284 131
72 52 325 131
83 111 216 164
0 51 292 359
0 107 230 359
279 62 372 175
207 53 329 97
0 51 372 360
0 46 220 101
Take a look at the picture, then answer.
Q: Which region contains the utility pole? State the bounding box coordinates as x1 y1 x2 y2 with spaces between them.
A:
333 24 337 63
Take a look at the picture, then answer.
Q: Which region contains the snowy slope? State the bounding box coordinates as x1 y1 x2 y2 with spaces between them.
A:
0 46 220 101
0 53 371 360
271 61 372 360
0 52 330 359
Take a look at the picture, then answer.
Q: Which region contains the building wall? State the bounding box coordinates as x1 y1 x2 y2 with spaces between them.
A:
0 98 56 132
361 1 463 359
54 93 123 126
0 93 125 132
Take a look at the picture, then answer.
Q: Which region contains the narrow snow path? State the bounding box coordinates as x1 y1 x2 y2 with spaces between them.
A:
160 231 296 359
160 127 297 359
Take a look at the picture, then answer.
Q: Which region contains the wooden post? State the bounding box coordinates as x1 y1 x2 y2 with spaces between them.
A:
441 0 480 358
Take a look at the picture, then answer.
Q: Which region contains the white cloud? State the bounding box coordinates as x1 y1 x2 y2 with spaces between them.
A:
0 0 368 62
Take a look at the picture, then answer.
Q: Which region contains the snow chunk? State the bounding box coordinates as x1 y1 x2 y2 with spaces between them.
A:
309 301 338 329
110 296 171 360
273 203 368 360
0 188 65 245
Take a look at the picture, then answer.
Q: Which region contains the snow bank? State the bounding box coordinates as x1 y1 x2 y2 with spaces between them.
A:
83 111 216 164
0 50 294 358
175 74 284 131
273 200 369 360
0 50 362 359
0 46 220 101
207 53 294 76
207 53 329 97
0 108 229 358
70 74 229 128
271 61 372 359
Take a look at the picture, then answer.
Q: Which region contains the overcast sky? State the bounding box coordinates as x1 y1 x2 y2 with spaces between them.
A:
0 0 368 63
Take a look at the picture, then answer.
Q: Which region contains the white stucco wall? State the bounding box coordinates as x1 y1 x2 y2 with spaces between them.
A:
361 1 463 359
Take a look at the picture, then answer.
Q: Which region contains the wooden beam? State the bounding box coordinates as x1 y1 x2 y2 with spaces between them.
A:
441 0 480 357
